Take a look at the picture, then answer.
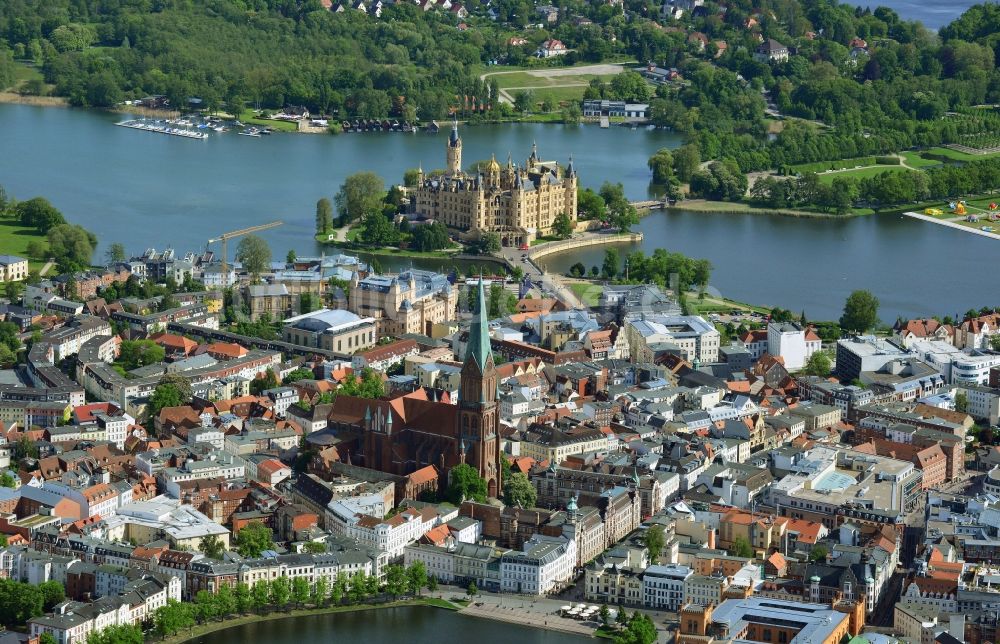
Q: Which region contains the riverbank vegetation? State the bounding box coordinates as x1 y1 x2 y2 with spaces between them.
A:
0 184 100 273
150 562 437 640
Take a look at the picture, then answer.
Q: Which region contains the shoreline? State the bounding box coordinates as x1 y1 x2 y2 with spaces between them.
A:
0 92 68 107
161 598 460 644
902 211 1000 240
662 199 864 219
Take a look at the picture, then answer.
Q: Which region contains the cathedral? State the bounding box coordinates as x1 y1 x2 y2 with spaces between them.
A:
409 122 579 247
329 279 502 497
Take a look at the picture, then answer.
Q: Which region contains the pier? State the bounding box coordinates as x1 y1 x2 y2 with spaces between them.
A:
115 119 209 140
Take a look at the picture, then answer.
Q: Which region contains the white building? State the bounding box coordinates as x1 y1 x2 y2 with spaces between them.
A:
642 564 692 610
767 322 822 371
500 534 576 595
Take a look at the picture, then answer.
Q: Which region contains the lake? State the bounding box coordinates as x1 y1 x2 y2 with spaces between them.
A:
0 102 994 321
183 605 587 644
839 0 982 30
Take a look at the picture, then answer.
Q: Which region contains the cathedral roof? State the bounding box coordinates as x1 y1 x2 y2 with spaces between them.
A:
465 279 493 372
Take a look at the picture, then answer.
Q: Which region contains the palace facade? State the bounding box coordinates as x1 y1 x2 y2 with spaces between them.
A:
410 123 578 246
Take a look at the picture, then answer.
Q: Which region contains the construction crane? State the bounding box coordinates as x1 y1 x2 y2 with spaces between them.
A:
208 221 284 281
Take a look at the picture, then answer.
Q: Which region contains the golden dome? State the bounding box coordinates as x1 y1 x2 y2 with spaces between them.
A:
486 154 501 174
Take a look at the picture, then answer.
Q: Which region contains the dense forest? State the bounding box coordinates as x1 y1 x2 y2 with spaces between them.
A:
3 0 1000 170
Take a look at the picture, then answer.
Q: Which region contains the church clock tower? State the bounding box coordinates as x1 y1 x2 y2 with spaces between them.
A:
458 279 501 497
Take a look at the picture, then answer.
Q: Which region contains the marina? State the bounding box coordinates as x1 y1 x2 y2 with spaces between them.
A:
115 118 209 139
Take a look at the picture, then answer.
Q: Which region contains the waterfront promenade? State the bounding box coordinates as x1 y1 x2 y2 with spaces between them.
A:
498 230 643 309
448 587 673 643
903 210 1000 240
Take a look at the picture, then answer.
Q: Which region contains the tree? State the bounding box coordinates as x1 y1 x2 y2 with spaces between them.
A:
147 374 193 420
234 583 252 614
427 575 438 592
801 351 832 377
577 188 606 221
25 240 47 261
38 581 64 611
411 222 452 252
313 574 329 606
0 472 16 488
552 211 574 239
292 577 310 608
154 600 195 637
839 290 880 333
47 224 95 271
198 534 225 559
283 367 314 384
466 581 478 597
302 541 327 554
251 580 270 613
215 584 236 618
562 103 582 125
236 522 274 558
15 197 65 234
642 525 666 562
602 248 620 279
446 463 488 504
316 197 334 235
385 564 408 599
474 232 501 255
335 172 385 224
407 561 428 596
729 536 753 558
105 242 126 265
614 613 657 644
86 624 143 644
269 577 291 609
956 391 969 413
236 234 272 281
502 471 537 508
513 90 534 113
599 604 611 627
250 368 279 395
809 545 828 562
359 212 399 246
40 634 58 644
118 340 165 370
648 148 675 184
673 144 701 183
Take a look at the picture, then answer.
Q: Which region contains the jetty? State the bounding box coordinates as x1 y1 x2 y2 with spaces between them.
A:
115 119 209 140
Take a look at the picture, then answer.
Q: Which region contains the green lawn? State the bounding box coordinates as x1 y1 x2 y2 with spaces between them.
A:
922 146 1000 162
0 220 47 270
493 71 619 90
816 165 905 184
568 282 601 306
900 151 941 169
528 86 590 107
238 109 299 132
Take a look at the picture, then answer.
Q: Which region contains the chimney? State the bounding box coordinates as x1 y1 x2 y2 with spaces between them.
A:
707 528 716 550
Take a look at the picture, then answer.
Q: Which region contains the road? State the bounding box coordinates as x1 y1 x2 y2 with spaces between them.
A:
497 231 638 309
497 243 585 309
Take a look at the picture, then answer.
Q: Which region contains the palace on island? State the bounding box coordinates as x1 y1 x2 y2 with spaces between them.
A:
409 122 578 247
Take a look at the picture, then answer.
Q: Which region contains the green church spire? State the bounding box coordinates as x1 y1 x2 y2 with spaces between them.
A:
466 278 493 372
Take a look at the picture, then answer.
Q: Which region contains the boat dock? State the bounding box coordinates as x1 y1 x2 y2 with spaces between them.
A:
115 119 209 140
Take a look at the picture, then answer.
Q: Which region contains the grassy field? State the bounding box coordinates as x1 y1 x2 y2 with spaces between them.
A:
568 282 601 306
816 165 905 184
900 151 942 169
492 71 619 90
0 220 47 270
922 146 1000 162
237 109 299 132
791 156 877 174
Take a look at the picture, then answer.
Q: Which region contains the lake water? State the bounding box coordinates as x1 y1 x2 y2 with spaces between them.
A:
183 605 587 644
0 103 676 259
839 0 982 30
0 103 994 321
